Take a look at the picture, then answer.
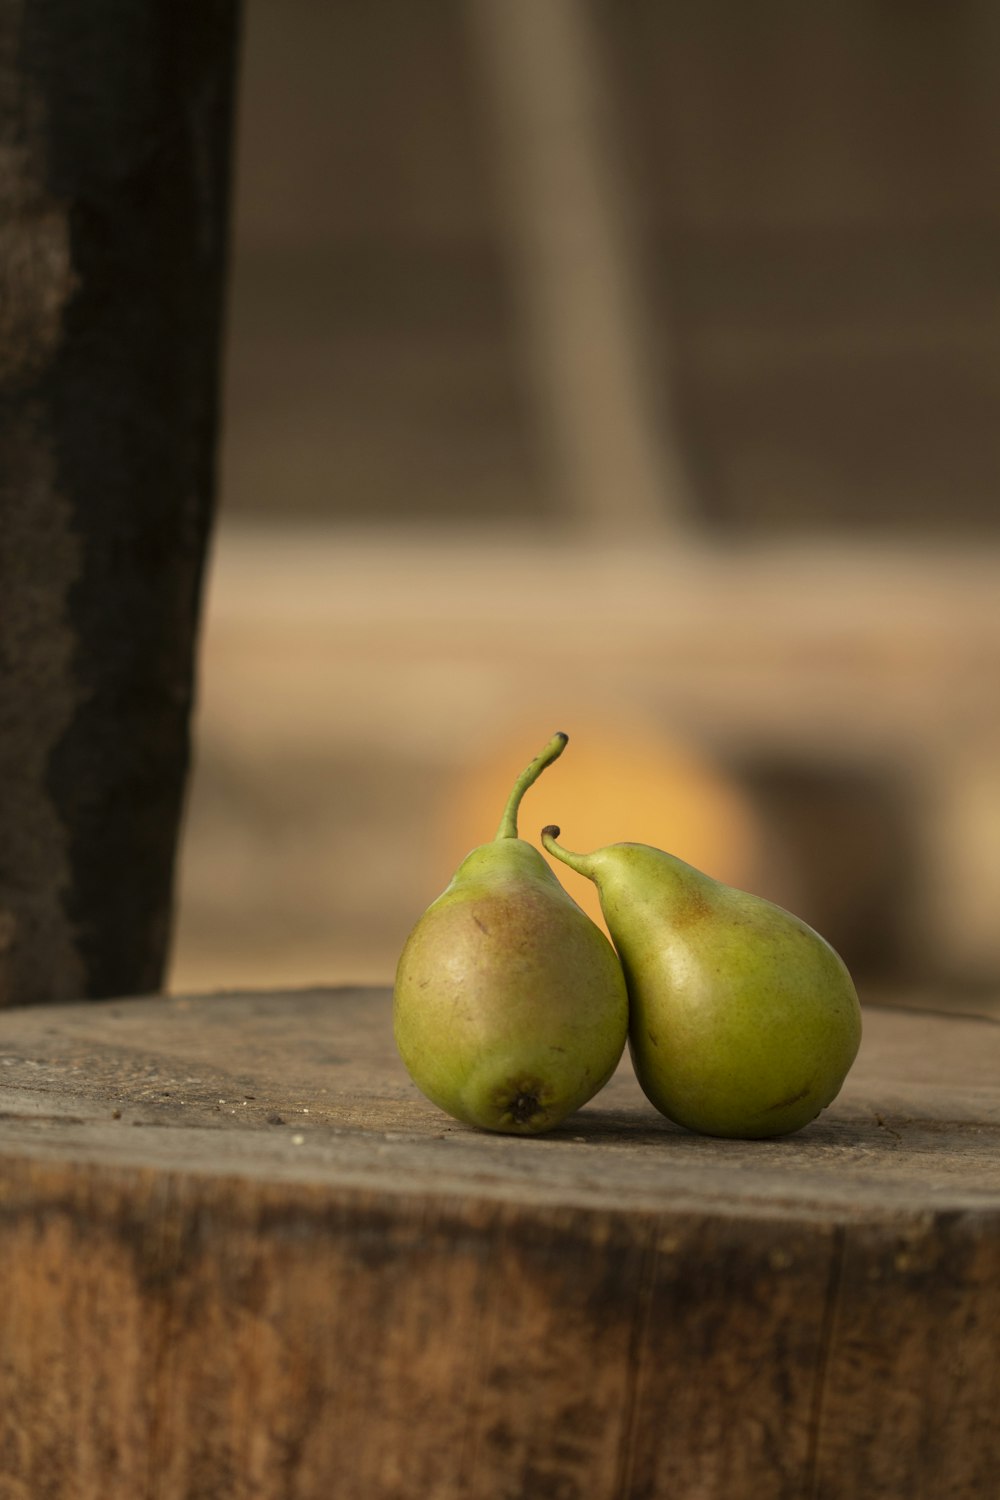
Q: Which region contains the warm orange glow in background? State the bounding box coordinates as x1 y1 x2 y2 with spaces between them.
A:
443 721 762 935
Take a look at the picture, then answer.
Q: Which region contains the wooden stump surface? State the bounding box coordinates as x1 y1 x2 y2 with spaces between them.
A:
0 987 998 1500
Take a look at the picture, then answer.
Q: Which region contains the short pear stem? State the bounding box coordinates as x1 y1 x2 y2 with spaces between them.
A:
540 826 594 876
495 733 569 841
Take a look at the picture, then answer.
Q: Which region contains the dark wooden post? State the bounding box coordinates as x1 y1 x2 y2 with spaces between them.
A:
0 0 241 1004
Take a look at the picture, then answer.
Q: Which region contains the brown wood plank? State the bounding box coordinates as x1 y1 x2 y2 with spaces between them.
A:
814 1213 1000 1500
0 988 997 1499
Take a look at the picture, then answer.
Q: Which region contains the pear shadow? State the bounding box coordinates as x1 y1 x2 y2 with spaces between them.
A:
541 1105 899 1154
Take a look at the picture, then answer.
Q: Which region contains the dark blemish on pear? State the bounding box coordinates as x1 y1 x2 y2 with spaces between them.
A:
473 914 489 934
764 1085 812 1112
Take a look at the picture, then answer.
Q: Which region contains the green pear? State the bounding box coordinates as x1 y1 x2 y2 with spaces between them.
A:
541 828 862 1138
394 735 628 1134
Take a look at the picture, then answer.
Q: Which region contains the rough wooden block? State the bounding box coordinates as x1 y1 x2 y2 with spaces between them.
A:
0 988 997 1498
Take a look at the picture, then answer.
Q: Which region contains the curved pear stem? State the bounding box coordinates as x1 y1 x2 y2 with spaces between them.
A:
540 825 596 876
494 733 568 840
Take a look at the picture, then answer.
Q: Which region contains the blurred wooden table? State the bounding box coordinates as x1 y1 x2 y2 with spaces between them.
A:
0 987 997 1499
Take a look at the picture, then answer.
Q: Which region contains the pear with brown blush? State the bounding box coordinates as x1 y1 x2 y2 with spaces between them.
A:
394 735 627 1134
542 828 862 1139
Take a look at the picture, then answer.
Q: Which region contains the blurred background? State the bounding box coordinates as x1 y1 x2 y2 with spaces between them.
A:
168 1 1000 1010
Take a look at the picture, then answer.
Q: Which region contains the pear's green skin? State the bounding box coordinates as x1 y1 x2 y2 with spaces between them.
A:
393 839 628 1135
569 843 862 1139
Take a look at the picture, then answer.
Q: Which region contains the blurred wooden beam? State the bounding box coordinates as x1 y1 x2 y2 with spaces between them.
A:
468 0 692 535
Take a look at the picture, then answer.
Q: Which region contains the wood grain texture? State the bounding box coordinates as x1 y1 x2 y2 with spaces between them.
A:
0 987 997 1499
